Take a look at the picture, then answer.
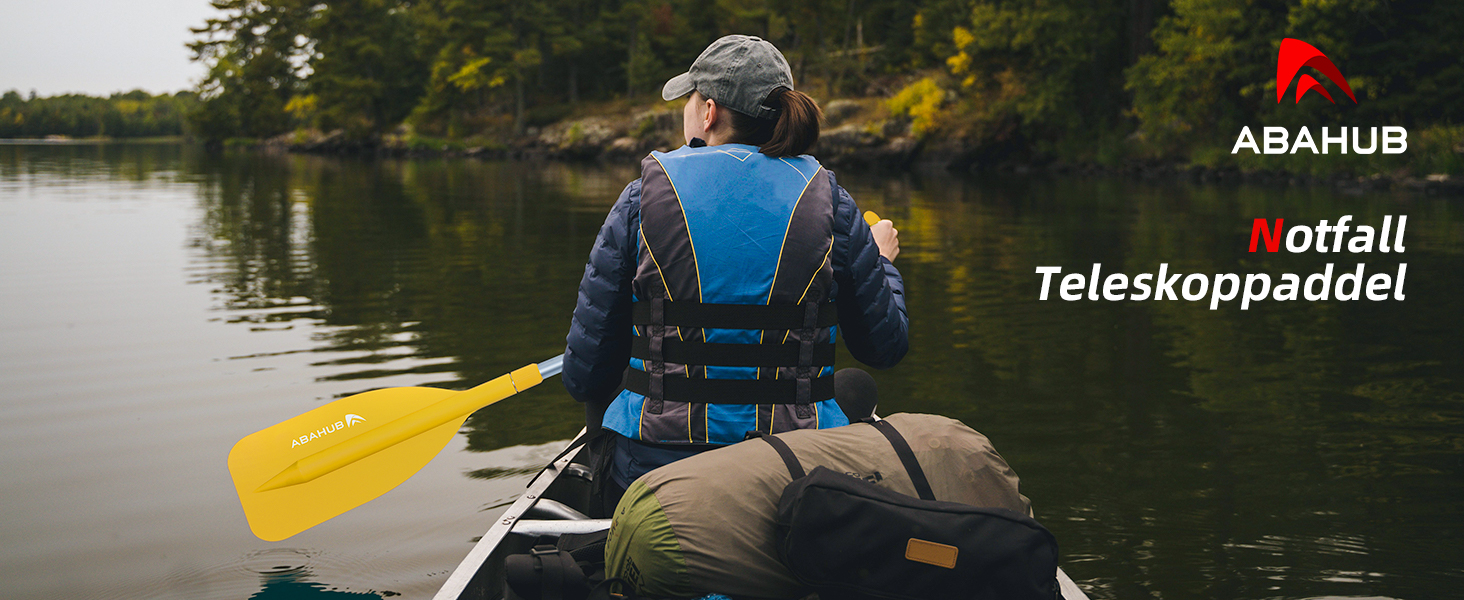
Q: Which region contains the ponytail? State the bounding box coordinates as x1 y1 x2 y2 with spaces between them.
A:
725 88 822 158
761 89 821 157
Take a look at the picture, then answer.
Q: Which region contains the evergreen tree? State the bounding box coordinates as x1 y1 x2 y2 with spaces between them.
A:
307 0 427 137
188 0 315 141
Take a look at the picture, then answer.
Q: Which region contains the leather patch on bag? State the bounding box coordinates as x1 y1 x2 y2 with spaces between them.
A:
905 538 958 569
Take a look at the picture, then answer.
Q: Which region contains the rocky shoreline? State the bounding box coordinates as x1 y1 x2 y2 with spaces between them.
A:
258 100 1463 197
261 99 925 167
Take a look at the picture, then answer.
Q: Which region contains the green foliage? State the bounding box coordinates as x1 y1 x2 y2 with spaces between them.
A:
188 0 316 141
1284 0 1464 126
1411 125 1464 176
1127 0 1290 151
919 0 1145 162
953 1 1124 130
186 0 927 141
307 0 426 139
0 90 195 138
405 134 468 152
1127 0 1464 155
409 0 520 136
886 77 946 138
168 0 1462 176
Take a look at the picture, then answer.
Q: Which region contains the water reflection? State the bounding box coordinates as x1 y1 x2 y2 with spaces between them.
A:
243 549 395 600
50 143 1458 599
251 570 392 600
187 152 620 450
851 175 1464 600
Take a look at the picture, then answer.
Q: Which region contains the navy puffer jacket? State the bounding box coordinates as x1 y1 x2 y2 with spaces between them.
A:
563 171 908 408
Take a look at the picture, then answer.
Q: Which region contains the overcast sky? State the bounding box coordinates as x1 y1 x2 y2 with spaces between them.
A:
0 0 216 96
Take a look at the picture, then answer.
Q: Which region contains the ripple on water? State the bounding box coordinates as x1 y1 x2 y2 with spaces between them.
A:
240 547 317 576
1299 597 1402 600
134 548 399 600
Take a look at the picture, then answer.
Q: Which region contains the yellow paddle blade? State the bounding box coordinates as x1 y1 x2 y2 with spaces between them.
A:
228 364 545 541
864 210 881 226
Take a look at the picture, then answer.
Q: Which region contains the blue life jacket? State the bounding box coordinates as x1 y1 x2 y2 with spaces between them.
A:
601 144 850 445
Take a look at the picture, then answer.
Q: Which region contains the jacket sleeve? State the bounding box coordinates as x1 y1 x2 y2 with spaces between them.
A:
563 179 640 405
830 176 909 369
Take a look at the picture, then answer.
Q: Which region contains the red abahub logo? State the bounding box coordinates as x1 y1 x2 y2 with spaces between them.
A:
1276 38 1357 104
1233 38 1407 155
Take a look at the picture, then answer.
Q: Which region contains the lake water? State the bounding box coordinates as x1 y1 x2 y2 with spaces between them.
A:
1 142 1461 600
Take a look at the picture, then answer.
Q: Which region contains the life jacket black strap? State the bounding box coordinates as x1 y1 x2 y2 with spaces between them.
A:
622 368 834 405
795 303 819 416
631 300 838 330
630 337 835 368
646 298 667 415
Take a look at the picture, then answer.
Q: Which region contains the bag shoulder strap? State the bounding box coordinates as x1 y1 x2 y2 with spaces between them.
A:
870 420 937 501
754 421 935 501
754 433 806 479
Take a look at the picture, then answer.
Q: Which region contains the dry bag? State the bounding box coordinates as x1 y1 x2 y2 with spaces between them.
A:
604 413 1035 599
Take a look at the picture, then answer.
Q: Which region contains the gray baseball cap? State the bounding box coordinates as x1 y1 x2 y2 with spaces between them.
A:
661 35 794 120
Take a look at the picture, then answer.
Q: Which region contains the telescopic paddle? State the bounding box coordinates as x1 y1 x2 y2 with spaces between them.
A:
228 355 564 541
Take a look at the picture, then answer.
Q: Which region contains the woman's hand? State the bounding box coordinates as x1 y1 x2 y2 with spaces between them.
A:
870 219 899 262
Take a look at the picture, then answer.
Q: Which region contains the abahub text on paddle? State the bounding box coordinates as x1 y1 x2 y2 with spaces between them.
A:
1034 216 1408 310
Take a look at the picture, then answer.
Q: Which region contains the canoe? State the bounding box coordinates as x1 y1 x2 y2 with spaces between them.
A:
434 429 1091 600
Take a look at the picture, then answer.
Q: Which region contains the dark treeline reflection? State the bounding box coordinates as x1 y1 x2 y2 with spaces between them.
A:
250 569 388 600
844 173 1464 599
178 145 1464 599
191 148 637 450
0 141 192 184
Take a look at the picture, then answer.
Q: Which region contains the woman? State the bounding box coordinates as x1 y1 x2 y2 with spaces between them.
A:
562 35 907 510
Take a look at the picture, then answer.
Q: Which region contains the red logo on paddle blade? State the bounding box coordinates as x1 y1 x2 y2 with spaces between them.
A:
1276 38 1357 104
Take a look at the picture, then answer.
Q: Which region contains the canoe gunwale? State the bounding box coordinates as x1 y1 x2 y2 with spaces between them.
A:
434 428 588 600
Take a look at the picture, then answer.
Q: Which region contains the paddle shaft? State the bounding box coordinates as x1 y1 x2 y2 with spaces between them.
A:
257 357 560 492
264 214 880 491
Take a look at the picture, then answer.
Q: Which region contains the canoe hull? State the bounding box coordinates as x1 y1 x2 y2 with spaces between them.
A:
435 430 1091 600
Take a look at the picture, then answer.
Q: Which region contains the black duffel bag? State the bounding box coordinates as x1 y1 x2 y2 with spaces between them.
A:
759 420 1059 600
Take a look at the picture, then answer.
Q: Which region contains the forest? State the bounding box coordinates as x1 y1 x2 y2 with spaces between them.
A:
7 0 1461 172
184 0 1462 170
0 90 194 139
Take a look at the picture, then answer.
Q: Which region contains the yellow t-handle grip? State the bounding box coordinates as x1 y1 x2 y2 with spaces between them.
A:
864 210 881 226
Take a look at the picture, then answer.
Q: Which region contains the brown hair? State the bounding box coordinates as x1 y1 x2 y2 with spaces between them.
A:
725 88 822 158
